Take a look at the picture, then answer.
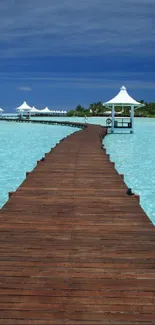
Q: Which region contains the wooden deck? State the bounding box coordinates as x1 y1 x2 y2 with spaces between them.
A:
0 124 155 324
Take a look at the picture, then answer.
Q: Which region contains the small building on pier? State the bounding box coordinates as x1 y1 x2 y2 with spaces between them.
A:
16 101 32 119
0 108 4 116
103 86 144 133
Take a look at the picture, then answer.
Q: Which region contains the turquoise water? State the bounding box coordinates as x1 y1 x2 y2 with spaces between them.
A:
104 118 155 225
0 121 78 208
0 117 155 225
31 116 107 124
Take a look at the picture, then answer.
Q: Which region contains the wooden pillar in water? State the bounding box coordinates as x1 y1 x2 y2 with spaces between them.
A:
130 105 134 133
111 104 115 133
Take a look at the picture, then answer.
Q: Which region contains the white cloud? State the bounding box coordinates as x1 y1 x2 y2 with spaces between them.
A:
9 74 155 90
18 86 32 91
0 0 154 57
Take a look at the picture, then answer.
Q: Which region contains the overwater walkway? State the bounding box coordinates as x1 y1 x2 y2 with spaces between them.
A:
0 124 155 324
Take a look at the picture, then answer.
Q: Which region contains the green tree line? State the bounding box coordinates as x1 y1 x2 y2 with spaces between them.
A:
66 100 155 117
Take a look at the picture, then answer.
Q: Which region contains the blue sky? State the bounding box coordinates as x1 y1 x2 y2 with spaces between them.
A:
0 0 155 112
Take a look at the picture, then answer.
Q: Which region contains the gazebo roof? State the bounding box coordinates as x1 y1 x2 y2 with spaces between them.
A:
104 86 143 107
40 107 51 113
16 101 32 111
31 106 40 112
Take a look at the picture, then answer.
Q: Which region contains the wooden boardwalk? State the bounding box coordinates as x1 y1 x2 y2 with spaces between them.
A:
0 117 85 129
0 124 155 324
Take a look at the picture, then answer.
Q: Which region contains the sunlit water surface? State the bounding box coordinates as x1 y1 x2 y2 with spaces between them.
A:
103 118 155 225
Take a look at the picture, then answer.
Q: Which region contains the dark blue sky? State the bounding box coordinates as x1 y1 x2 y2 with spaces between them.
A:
0 0 155 112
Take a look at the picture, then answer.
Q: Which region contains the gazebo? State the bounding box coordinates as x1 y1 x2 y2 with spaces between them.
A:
16 101 32 111
40 107 51 114
31 106 40 114
0 108 4 116
103 86 144 133
16 101 32 119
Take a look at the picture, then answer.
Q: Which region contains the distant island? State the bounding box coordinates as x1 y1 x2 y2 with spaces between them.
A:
66 101 155 117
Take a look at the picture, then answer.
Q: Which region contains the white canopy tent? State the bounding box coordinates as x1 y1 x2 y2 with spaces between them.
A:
0 108 4 115
104 86 142 107
103 86 144 133
16 101 32 118
31 106 41 114
40 107 51 113
16 101 32 111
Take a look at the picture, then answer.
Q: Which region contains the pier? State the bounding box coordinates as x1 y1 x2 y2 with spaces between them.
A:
0 116 85 128
0 124 155 324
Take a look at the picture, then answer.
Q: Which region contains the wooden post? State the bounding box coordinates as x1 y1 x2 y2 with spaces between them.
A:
8 191 14 198
112 105 115 133
120 174 124 180
130 105 134 133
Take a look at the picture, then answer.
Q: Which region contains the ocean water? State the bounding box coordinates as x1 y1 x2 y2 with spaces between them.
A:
0 117 155 225
32 116 107 124
104 118 155 225
0 121 78 208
